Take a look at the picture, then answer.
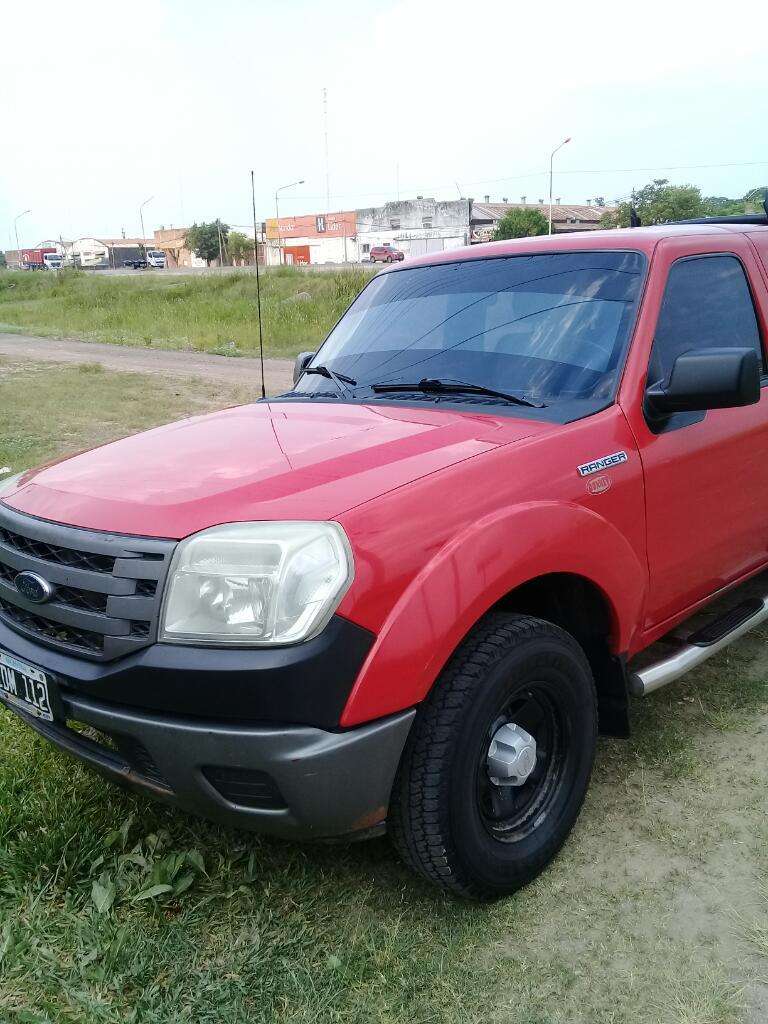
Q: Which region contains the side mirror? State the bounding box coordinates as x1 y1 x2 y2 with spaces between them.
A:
645 347 760 419
293 351 315 386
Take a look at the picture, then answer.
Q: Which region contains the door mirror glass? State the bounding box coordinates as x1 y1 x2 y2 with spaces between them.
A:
645 347 760 419
293 351 315 385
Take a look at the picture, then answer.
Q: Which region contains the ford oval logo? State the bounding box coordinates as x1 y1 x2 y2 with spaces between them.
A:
14 571 55 605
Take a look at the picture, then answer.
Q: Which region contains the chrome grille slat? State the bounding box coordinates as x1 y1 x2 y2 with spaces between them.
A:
0 505 176 661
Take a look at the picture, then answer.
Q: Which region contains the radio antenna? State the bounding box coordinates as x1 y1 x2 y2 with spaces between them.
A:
251 169 266 399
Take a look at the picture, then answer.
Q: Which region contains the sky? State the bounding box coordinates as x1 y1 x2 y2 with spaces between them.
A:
2 0 766 247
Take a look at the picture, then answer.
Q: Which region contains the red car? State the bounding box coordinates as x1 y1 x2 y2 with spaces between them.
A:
3 210 768 898
368 243 404 263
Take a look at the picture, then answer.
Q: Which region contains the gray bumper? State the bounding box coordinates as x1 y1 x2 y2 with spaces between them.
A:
12 694 415 840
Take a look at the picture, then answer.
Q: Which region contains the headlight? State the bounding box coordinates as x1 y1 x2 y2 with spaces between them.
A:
159 522 354 646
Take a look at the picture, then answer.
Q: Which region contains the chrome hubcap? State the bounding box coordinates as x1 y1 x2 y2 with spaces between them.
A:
486 722 537 787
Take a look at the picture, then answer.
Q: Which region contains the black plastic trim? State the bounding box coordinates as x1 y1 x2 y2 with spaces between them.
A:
688 597 764 647
0 613 375 728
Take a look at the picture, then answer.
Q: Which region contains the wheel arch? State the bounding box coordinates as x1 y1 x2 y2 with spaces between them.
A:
340 501 645 729
492 572 630 737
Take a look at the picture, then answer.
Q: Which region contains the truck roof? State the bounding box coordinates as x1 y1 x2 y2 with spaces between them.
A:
396 222 768 271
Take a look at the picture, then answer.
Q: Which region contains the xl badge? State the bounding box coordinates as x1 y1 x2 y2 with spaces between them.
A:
577 451 627 477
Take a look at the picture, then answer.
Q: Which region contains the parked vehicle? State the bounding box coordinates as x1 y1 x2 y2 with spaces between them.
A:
42 252 64 270
146 250 166 268
3 213 768 898
369 243 404 263
20 248 59 270
123 258 148 270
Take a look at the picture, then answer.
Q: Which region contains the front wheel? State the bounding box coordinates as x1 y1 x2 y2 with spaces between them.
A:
389 613 597 899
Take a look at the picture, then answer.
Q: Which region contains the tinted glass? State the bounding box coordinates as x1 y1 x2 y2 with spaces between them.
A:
650 255 762 383
301 251 646 402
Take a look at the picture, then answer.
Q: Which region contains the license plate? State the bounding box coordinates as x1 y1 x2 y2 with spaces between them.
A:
0 649 54 721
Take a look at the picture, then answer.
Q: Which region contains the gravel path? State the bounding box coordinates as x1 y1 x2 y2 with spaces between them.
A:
0 333 294 393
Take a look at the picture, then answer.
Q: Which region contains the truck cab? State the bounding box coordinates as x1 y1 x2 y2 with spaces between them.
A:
146 250 166 269
2 214 768 899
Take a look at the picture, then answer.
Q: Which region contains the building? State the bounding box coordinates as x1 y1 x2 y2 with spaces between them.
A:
61 237 154 268
470 201 615 242
262 196 615 265
264 199 471 265
152 228 207 268
264 211 356 266
356 199 470 259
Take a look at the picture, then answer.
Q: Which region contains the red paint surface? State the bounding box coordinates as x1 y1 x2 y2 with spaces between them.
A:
5 224 768 726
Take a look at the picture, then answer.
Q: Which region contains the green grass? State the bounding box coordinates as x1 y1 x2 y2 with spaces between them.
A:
0 267 373 358
2 360 768 1022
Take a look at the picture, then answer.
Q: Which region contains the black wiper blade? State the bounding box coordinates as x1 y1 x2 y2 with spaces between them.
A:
370 377 544 409
303 364 358 397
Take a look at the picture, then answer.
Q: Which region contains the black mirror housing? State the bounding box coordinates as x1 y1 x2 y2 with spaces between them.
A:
293 351 315 386
645 347 761 418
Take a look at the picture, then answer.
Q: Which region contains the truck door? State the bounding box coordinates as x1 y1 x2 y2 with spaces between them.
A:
625 235 768 631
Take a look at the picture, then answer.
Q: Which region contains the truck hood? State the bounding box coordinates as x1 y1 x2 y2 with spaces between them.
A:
3 401 553 538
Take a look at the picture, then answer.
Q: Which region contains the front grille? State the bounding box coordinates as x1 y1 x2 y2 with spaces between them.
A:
0 505 175 661
0 596 105 653
0 525 116 572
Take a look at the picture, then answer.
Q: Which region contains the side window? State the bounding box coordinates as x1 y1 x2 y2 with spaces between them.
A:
649 255 763 384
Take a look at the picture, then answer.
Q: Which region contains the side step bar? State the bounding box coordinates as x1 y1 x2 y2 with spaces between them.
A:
629 595 768 696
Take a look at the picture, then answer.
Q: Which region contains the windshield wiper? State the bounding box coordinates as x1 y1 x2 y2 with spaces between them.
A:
302 365 358 397
369 377 545 408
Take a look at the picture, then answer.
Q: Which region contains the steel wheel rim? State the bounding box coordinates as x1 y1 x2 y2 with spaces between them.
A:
476 682 565 843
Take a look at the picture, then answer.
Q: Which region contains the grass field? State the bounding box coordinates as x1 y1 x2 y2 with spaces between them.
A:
0 267 373 358
2 359 768 1023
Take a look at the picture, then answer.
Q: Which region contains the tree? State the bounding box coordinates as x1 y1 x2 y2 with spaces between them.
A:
228 231 252 266
186 220 229 265
494 207 549 240
604 179 706 228
743 187 768 213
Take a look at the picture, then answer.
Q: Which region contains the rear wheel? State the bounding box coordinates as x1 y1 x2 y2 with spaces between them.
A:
389 613 597 899
386 254 393 262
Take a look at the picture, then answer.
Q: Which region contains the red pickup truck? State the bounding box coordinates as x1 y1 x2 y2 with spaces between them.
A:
2 213 768 899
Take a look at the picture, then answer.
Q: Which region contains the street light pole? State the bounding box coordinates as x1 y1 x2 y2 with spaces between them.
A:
274 179 305 265
13 209 31 263
548 138 571 235
139 196 154 255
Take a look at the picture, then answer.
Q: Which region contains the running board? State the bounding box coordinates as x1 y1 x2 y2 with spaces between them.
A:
629 595 768 696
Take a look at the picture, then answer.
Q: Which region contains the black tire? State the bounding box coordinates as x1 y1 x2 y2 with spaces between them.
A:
386 254 393 262
389 613 597 900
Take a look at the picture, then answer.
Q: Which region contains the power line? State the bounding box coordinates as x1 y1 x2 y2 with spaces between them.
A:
264 159 768 205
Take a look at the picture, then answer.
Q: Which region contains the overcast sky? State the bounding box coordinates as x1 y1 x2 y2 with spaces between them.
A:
2 0 765 247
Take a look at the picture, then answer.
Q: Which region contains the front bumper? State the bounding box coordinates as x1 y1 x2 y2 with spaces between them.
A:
7 691 415 839
0 615 414 840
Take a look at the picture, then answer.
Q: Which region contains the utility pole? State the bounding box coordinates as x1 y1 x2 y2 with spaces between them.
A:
139 196 154 255
274 179 304 265
323 87 330 213
548 138 571 235
13 209 31 263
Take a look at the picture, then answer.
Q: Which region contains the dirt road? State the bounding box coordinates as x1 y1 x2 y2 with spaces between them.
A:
0 333 295 393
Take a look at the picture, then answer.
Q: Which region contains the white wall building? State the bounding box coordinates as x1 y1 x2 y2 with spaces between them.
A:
355 199 470 260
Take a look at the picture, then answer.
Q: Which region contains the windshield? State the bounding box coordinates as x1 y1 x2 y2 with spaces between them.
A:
299 251 645 404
